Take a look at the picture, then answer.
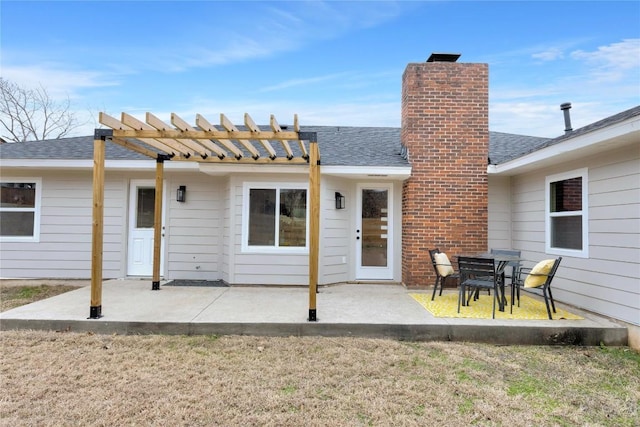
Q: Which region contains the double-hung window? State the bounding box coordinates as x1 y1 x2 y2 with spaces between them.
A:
0 179 42 242
243 182 308 252
545 168 588 257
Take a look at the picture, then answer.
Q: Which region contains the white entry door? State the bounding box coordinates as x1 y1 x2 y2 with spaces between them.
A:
355 183 393 280
127 180 164 276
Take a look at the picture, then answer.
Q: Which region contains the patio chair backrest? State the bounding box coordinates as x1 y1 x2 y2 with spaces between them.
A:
536 256 562 288
429 248 441 276
457 256 497 285
490 248 521 268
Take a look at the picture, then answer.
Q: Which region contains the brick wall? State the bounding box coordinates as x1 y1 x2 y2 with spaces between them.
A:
401 60 489 287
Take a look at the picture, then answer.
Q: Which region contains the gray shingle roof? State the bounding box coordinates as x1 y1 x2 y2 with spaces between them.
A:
488 132 550 164
0 127 411 167
0 135 149 161
2 106 637 166
306 126 407 167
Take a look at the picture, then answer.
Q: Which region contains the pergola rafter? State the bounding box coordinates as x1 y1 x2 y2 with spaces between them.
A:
90 112 320 321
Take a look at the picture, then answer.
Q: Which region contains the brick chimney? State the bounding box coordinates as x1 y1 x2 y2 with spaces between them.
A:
401 53 489 287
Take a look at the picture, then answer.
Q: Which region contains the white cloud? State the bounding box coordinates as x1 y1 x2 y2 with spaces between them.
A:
570 38 640 82
258 72 353 93
120 1 408 74
532 47 565 62
2 64 119 100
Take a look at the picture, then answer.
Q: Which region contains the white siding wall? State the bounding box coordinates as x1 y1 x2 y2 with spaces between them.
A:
0 170 127 279
165 173 224 281
221 176 231 284
226 174 407 285
488 175 512 251
2 169 406 286
324 178 404 284
0 170 225 281
510 145 640 325
321 176 350 284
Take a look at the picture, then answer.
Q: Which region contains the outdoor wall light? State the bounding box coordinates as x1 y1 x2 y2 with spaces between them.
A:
177 185 187 203
335 192 346 210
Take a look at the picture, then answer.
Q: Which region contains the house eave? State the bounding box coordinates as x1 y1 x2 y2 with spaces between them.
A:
0 159 201 171
322 165 412 180
489 115 640 176
0 159 412 180
198 163 309 175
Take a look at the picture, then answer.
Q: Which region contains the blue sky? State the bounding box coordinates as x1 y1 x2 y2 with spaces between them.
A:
2 1 639 138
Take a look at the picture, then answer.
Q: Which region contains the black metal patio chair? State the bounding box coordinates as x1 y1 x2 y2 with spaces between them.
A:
457 256 501 319
512 257 562 319
429 248 459 300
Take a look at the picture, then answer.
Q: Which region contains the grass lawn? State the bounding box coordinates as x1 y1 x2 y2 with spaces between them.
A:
1 283 639 426
1 283 82 312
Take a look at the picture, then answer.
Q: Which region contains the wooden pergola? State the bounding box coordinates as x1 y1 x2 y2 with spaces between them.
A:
90 112 320 321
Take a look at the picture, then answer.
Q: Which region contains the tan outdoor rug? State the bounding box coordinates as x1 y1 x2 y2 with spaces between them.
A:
410 293 583 320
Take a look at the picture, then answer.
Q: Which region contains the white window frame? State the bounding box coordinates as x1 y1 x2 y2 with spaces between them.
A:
0 178 42 243
545 168 588 258
241 181 309 254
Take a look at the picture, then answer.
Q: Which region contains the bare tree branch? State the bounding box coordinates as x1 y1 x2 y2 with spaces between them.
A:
0 78 80 142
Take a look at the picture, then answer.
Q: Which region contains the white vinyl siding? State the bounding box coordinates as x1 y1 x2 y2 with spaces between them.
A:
321 176 351 284
221 176 232 284
510 145 639 325
165 173 224 281
488 175 512 250
0 171 126 279
0 170 225 281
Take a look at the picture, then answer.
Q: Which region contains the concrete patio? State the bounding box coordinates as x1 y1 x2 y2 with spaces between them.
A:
0 280 628 346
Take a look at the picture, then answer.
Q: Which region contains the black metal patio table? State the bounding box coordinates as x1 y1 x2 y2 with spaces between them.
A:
457 252 522 312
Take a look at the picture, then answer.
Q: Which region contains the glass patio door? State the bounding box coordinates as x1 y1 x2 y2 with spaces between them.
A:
355 184 393 280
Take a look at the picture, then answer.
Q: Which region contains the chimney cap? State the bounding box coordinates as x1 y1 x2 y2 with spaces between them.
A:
427 53 461 62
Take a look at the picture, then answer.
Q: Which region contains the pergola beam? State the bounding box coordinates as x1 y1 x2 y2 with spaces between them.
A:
146 113 209 158
110 137 161 159
195 114 245 159
270 115 295 160
293 114 308 159
220 114 261 160
171 113 227 159
244 113 278 160
101 112 178 156
108 128 299 143
119 112 187 156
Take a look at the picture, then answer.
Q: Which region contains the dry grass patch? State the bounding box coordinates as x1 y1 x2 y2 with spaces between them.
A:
1 283 81 312
1 331 638 426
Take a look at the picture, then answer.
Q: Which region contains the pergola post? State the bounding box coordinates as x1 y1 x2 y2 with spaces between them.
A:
304 132 320 321
89 129 110 319
151 155 168 290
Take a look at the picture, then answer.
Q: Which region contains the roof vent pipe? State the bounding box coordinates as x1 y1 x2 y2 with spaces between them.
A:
560 102 573 134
